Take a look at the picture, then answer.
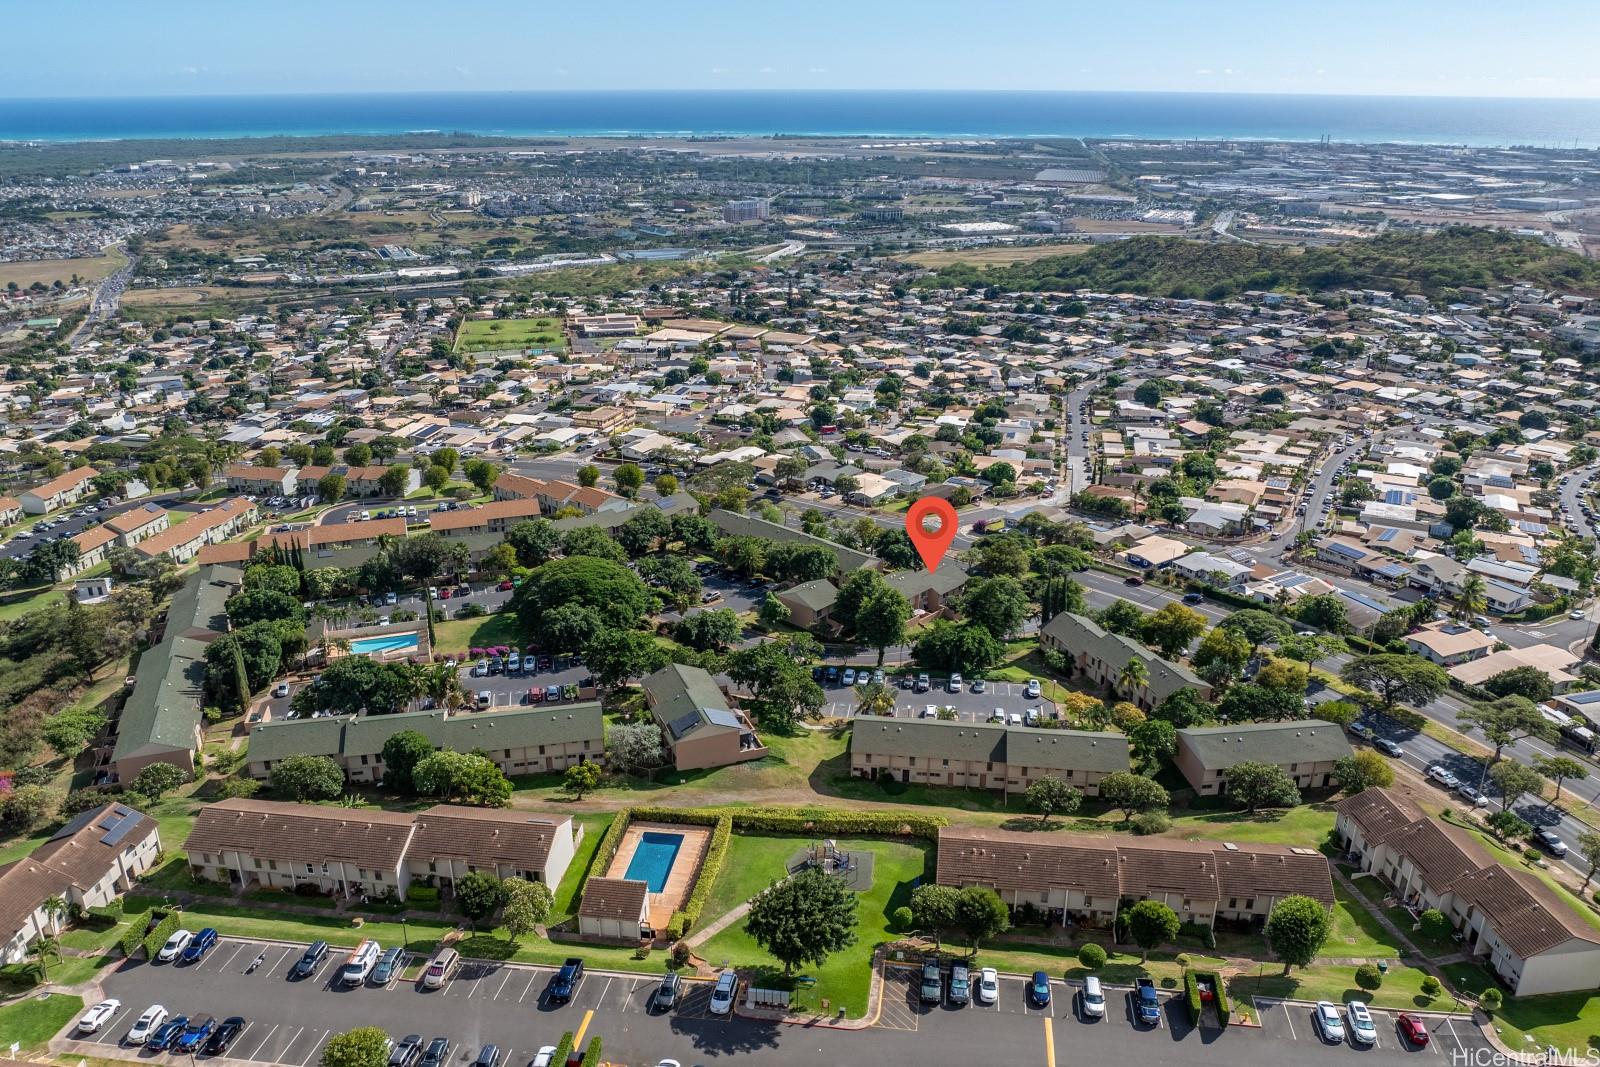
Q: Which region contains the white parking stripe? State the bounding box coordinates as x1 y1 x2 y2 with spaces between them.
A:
1443 1015 1463 1052
493 969 512 999
299 1029 330 1067
519 971 539 1003
213 942 245 972
245 1023 278 1059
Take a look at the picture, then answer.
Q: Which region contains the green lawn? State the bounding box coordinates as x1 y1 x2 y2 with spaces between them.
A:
1229 961 1440 1012
552 813 616 921
432 613 532 658
0 585 64 623
0 992 83 1050
1323 883 1404 959
1445 815 1600 934
455 318 565 354
700 835 804 922
695 837 930 1019
1442 961 1600 1053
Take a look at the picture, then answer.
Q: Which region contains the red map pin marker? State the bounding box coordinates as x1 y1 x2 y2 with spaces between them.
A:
906 496 958 572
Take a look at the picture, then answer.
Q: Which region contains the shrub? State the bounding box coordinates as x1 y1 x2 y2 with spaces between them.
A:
726 806 945 838
406 886 440 906
1078 942 1106 969
1178 920 1216 950
143 908 181 959
665 912 687 941
1354 963 1383 990
1183 969 1202 1025
1522 847 1544 864
1420 975 1443 999
120 909 152 958
580 1036 601 1067
84 900 122 926
892 906 914 931
455 602 486 619
1130 811 1171 836
1479 987 1502 1014
547 1032 574 1067
670 942 691 968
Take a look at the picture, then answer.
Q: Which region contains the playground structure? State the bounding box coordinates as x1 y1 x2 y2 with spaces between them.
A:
789 839 875 892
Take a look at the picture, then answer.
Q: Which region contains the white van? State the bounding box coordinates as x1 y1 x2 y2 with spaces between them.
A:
1080 975 1106 1019
340 939 382 986
422 947 459 990
709 970 738 1015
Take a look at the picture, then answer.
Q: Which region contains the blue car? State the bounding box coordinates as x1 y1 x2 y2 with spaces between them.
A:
180 928 218 964
147 1017 188 1052
174 1016 215 1054
1029 970 1051 1007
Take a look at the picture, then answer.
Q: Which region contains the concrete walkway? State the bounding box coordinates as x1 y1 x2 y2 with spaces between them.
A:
684 896 759 948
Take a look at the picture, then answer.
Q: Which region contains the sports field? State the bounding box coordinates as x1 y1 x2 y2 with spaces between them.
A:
454 317 566 353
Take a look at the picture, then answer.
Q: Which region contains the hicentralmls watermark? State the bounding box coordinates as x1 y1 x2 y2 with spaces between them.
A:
1450 1049 1597 1066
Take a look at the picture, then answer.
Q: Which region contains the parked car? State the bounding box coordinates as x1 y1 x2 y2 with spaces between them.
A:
528 1048 558 1067
174 1016 216 1054
970 678 985 693
156 929 193 962
126 1005 168 1045
709 969 738 1015
1134 977 1160 1025
1347 1000 1377 1045
919 958 943 1003
473 1045 502 1067
290 939 329 980
922 704 938 719
76 999 120 1034
1025 679 1042 699
1028 970 1051 1007
976 967 999 1005
205 1017 247 1055
273 682 290 698
914 673 930 693
1080 976 1106 1019
546 684 563 701
650 972 681 1012
180 927 218 964
389 1035 425 1067
548 957 584 1002
419 1038 451 1067
1124 574 1144 586
1456 782 1491 808
1426 764 1460 789
147 1017 189 1052
1313 1000 1346 1043
842 668 856 686
948 672 963 692
948 963 970 1006
476 690 492 708
1397 1012 1430 1047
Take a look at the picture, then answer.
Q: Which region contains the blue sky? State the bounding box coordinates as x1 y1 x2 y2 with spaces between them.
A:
7 0 1599 99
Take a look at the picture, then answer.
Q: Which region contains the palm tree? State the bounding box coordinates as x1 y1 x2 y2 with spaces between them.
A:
1117 658 1149 702
422 662 466 712
854 682 896 718
30 935 59 981
41 895 67 937
1458 574 1488 620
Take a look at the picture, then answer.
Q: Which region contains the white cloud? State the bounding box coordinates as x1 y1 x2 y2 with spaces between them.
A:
1194 68 1214 76
758 66 776 74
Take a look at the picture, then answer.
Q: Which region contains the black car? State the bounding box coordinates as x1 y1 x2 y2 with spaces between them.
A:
389 1036 424 1067
419 1038 451 1067
472 1046 502 1067
650 973 681 1013
291 940 329 980
203 1017 247 1056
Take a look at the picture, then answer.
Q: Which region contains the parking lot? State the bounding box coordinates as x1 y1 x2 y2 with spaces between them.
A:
456 659 593 710
818 675 1058 724
67 936 1500 1067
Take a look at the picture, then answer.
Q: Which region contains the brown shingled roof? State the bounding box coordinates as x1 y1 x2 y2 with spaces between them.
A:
1382 819 1485 896
1334 787 1426 847
184 797 416 871
409 805 569 870
1450 866 1600 958
577 877 649 921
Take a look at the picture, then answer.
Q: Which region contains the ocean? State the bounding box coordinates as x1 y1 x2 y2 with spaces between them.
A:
2 90 1598 148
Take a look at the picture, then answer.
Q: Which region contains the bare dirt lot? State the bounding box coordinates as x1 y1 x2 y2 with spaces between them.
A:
0 247 125 290
901 243 1095 268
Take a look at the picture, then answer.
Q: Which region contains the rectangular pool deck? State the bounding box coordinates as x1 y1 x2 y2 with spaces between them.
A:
605 821 711 933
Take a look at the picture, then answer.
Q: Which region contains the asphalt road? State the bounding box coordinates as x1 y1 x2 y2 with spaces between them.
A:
1557 463 1598 541
73 936 1492 1067
0 492 209 562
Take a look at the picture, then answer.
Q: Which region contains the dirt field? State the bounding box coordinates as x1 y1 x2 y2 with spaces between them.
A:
900 242 1095 268
122 285 277 307
0 247 125 290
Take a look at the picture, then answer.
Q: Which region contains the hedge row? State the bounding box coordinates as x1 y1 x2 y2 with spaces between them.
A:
1183 970 1202 1025
579 1036 602 1067
84 901 122 928
726 807 945 839
1199 584 1262 612
588 808 634 881
665 814 733 941
143 909 181 960
406 886 441 905
1183 968 1230 1028
120 909 152 958
548 1031 574 1067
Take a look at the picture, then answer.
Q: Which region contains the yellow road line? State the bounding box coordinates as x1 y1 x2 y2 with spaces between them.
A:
1044 1016 1055 1067
573 1009 594 1047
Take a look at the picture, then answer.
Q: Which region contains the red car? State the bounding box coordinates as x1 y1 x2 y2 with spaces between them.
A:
1396 1013 1429 1047
438 587 452 599
526 687 544 703
497 580 513 592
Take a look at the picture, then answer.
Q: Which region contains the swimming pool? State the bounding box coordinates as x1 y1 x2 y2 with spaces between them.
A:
349 633 420 656
623 831 684 893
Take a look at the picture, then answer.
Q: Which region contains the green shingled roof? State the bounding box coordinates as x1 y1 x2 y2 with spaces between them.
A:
1177 719 1352 770
850 718 1129 772
246 703 606 766
709 509 876 572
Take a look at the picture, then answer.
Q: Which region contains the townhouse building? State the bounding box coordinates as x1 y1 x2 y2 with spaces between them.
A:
225 464 299 496
1175 720 1352 796
103 502 170 547
245 703 605 782
131 497 258 565
0 803 162 965
1335 788 1600 995
185 798 581 899
641 663 766 771
1039 611 1211 711
849 718 1129 797
20 466 98 515
937 825 1333 932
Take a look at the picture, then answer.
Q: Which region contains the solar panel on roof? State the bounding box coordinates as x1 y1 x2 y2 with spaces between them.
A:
99 806 143 847
1376 528 1398 543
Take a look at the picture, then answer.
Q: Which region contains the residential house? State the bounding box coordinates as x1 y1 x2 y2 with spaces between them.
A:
883 563 971 613
1404 621 1498 667
775 579 838 629
642 664 765 771
20 467 98 515
1175 720 1352 796
225 464 299 497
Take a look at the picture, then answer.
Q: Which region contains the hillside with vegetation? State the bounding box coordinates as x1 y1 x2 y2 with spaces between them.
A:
921 227 1600 300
